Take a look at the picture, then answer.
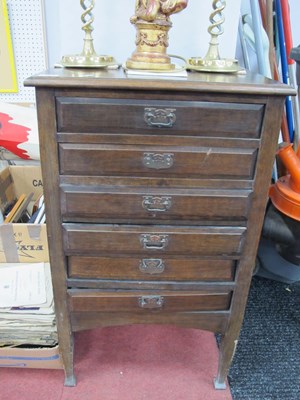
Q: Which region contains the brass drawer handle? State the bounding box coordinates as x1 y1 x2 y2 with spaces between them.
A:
144 107 176 128
143 152 174 170
139 258 165 274
138 295 164 309
140 234 169 250
142 196 172 213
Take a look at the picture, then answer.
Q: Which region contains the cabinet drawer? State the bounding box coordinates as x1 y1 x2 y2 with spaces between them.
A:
68 290 232 312
68 256 235 281
56 97 264 138
58 143 257 180
61 186 251 223
63 224 245 257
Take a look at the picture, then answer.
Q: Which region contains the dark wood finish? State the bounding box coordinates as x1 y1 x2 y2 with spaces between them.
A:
59 143 257 179
34 89 76 387
60 174 254 190
70 311 230 333
67 279 236 291
57 132 261 149
60 186 251 222
214 95 289 386
63 224 246 256
56 96 264 138
26 68 293 388
68 256 235 281
68 290 232 312
25 67 291 95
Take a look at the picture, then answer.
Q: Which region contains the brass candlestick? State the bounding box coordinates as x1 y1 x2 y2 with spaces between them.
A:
187 0 240 73
61 0 117 68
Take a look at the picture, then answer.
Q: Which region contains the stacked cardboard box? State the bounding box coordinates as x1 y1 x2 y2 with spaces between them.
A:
0 166 62 369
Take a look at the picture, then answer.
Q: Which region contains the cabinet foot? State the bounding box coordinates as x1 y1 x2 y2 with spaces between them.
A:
213 378 227 390
64 375 77 387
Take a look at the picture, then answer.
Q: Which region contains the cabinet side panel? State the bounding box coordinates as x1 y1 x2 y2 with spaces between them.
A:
215 95 286 386
35 88 74 382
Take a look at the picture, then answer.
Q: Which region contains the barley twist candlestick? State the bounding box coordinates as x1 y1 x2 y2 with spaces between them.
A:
61 0 117 68
206 0 226 60
187 0 240 73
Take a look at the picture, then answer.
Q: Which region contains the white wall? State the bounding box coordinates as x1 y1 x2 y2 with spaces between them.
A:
44 0 242 67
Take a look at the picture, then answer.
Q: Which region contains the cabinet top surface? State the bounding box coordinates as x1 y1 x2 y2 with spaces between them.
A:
25 68 294 96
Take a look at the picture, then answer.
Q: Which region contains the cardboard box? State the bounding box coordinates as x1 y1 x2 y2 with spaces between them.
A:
0 168 59 370
0 166 49 262
0 345 63 369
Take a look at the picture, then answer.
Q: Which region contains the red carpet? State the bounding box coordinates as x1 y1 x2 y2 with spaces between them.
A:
1 325 232 400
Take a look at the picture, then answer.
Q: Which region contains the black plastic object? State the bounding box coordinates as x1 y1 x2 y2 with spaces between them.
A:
255 203 300 283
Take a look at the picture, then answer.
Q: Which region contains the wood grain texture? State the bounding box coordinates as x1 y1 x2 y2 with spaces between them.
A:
68 290 232 313
59 143 257 179
60 174 254 191
63 224 246 257
68 256 235 281
35 88 75 384
70 311 231 333
60 186 251 222
27 68 292 387
56 96 264 138
215 95 287 386
24 68 295 96
66 279 236 292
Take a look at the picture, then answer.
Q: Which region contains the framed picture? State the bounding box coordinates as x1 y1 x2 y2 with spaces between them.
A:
0 0 18 93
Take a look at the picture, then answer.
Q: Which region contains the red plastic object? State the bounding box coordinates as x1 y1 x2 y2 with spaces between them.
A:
269 143 300 221
280 0 294 65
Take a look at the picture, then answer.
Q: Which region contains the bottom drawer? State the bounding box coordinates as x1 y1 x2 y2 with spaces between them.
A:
68 290 232 313
70 310 230 333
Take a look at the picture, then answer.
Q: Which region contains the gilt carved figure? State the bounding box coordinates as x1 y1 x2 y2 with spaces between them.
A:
132 0 188 25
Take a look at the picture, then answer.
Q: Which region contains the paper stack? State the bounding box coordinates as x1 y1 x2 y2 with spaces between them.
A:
0 263 58 346
123 64 188 79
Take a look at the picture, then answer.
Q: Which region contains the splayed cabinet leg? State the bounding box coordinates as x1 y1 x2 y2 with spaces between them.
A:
64 373 77 387
214 334 239 390
61 333 76 387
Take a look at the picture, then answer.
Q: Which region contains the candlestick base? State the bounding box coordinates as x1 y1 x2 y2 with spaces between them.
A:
61 54 117 68
60 1 117 69
187 57 241 73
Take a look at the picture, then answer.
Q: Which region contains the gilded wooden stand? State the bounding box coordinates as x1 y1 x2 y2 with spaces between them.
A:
126 21 175 71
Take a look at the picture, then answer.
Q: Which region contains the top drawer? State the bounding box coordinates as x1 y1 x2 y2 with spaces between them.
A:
56 97 264 138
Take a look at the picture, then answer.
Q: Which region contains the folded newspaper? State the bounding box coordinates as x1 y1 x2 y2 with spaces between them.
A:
0 263 58 346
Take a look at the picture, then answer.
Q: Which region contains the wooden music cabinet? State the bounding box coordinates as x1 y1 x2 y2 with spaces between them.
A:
26 69 292 387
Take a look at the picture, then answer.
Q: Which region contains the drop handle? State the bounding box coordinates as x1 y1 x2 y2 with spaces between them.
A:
142 196 172 213
139 258 165 274
144 107 176 128
143 152 174 170
140 234 169 250
138 296 164 309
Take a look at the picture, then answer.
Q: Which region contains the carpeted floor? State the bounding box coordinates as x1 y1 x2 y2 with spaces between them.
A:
1 326 232 400
229 276 300 400
3 276 299 399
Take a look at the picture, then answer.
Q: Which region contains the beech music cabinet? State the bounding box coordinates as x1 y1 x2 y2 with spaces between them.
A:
26 69 292 387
